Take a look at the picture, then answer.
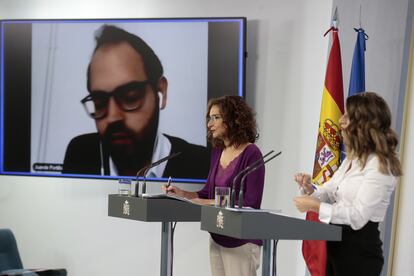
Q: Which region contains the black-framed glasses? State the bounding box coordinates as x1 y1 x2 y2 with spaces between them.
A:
81 80 150 119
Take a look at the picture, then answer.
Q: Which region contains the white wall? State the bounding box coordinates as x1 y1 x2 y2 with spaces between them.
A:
392 17 414 276
331 0 409 125
1 0 412 275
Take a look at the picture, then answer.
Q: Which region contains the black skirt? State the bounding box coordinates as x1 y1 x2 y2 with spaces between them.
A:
326 221 384 276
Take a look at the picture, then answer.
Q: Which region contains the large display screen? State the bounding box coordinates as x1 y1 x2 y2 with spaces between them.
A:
0 18 246 183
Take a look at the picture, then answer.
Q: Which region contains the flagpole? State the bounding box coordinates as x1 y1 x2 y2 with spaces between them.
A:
302 6 344 276
332 7 338 28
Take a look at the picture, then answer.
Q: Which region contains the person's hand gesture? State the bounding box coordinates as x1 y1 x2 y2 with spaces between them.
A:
293 173 314 195
162 185 184 197
293 195 320 213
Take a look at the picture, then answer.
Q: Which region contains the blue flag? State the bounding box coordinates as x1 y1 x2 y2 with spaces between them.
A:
348 28 368 96
342 28 368 160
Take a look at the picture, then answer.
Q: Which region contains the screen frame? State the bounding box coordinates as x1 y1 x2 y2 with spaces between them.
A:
0 17 247 183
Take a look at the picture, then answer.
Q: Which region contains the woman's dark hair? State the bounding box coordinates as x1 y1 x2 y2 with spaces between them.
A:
86 25 163 92
206 95 258 148
343 92 402 176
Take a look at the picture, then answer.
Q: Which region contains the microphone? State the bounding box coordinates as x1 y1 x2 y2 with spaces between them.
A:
134 166 148 196
230 150 275 208
134 152 181 196
238 151 281 208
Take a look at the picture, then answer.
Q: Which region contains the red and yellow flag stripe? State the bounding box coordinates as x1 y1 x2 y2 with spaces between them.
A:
312 28 344 185
303 27 344 276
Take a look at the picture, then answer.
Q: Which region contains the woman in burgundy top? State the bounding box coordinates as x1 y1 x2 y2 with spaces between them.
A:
164 95 265 276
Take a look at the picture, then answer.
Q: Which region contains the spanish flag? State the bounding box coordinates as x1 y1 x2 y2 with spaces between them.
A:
303 26 344 276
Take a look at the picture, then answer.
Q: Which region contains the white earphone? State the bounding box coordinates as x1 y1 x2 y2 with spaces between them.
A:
158 92 164 109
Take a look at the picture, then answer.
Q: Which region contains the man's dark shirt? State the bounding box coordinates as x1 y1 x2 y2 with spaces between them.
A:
62 133 210 180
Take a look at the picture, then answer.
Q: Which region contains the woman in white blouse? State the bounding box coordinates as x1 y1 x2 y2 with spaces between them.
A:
293 92 402 276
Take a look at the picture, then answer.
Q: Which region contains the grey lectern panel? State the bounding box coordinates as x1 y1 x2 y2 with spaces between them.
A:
201 206 341 241
108 194 200 222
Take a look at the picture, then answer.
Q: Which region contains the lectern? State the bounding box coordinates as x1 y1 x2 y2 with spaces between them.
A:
108 194 201 276
200 205 342 276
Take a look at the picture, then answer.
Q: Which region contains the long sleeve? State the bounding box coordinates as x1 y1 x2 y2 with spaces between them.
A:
197 145 265 208
317 156 396 230
197 148 220 199
240 147 265 209
197 182 210 199
311 176 337 204
207 144 265 248
310 159 350 204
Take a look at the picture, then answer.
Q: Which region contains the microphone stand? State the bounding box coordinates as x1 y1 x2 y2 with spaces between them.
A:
141 166 152 195
140 152 181 195
230 150 275 208
135 166 149 196
238 151 282 208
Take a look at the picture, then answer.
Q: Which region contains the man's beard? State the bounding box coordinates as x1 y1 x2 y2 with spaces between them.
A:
101 109 159 175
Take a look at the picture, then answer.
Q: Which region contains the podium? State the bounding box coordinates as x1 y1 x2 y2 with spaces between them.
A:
108 194 201 276
200 205 342 276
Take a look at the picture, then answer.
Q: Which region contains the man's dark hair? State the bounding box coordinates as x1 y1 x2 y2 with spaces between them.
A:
87 25 163 91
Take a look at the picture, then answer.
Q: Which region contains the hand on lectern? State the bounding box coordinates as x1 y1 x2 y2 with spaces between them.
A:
190 198 215 205
162 185 183 196
162 184 199 200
